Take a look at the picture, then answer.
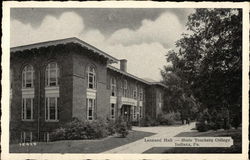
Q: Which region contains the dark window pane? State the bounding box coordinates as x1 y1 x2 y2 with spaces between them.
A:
49 98 56 120
26 99 32 119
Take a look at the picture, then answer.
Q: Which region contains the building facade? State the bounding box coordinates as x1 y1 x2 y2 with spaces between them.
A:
10 37 166 143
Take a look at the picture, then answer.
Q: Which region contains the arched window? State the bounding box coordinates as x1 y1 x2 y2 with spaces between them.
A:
22 65 34 88
45 62 59 87
88 66 96 89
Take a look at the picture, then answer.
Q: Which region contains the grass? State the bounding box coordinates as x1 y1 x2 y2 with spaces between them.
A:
144 128 242 153
10 130 155 153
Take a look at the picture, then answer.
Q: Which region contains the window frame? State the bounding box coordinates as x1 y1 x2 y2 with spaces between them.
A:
123 79 127 97
87 98 96 120
45 97 59 122
22 65 34 88
133 86 137 99
110 103 115 119
87 65 96 89
139 106 143 118
45 62 59 87
21 98 34 121
21 131 33 143
139 88 143 101
133 106 136 119
111 77 116 96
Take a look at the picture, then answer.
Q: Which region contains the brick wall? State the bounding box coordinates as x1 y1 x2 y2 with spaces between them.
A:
10 45 74 143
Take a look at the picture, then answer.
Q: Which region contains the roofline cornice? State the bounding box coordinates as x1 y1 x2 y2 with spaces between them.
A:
10 37 119 63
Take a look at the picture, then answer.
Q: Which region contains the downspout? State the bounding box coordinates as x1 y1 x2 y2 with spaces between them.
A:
37 53 41 142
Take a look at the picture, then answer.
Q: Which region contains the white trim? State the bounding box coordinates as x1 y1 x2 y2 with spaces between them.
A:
87 89 96 99
22 88 35 98
159 102 162 109
110 96 117 104
45 87 59 97
121 97 137 106
139 101 143 107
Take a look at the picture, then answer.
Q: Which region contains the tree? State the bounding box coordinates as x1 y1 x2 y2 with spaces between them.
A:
161 9 242 127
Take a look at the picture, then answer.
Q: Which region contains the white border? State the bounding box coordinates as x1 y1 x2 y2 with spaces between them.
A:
2 2 249 160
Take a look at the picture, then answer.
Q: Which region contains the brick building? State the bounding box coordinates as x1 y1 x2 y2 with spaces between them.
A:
10 37 166 143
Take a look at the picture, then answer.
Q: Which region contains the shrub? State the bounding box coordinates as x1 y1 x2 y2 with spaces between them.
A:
231 115 241 129
50 118 110 141
140 117 150 127
157 112 180 125
115 121 129 138
196 122 209 132
85 120 108 139
106 119 116 135
50 127 66 141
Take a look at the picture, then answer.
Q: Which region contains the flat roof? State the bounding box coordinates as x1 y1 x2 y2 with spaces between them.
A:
10 37 119 63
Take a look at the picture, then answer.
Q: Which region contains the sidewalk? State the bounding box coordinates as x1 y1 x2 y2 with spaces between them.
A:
103 122 195 153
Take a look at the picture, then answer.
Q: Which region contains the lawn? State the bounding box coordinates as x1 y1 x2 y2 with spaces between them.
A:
144 128 242 153
10 130 155 153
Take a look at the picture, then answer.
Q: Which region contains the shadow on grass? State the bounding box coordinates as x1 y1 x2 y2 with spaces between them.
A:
10 130 155 153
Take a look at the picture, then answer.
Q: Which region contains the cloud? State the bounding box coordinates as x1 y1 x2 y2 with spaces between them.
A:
107 12 183 47
11 12 84 47
11 11 176 81
104 42 169 81
80 29 105 45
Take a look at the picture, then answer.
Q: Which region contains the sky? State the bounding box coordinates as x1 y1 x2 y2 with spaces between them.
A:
10 8 194 81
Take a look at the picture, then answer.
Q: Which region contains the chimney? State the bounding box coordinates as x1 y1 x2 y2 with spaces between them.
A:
120 59 127 72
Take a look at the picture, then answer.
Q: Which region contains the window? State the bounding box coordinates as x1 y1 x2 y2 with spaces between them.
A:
159 92 162 102
123 80 127 97
110 103 115 119
45 62 59 87
22 65 34 88
88 66 96 89
22 98 33 120
139 106 142 118
44 132 50 142
111 77 116 96
133 86 137 99
133 106 136 119
45 97 59 121
21 132 32 143
87 98 95 120
139 88 143 101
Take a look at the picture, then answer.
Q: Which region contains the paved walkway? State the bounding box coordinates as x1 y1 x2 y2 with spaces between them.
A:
103 122 196 153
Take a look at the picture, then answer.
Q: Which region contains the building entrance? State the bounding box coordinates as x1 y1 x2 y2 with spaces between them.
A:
121 105 132 122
